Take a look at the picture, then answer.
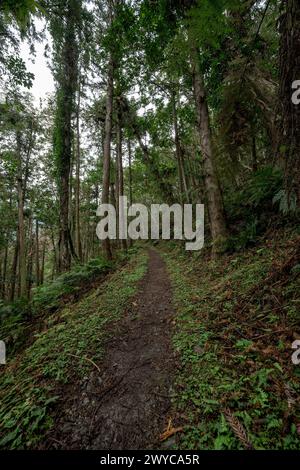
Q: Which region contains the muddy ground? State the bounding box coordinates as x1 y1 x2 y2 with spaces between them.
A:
42 249 176 450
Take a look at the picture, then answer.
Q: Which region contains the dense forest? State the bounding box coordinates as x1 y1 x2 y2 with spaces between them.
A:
0 0 300 454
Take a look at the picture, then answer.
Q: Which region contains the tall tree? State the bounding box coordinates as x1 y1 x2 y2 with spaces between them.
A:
51 0 81 271
101 52 114 260
278 0 300 210
75 77 83 261
190 41 228 252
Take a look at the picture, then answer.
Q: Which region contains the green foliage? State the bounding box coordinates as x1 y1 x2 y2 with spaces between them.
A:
4 55 34 88
162 230 300 450
0 257 114 359
225 167 283 250
273 189 298 215
32 257 113 313
0 250 148 449
0 0 41 30
242 167 283 208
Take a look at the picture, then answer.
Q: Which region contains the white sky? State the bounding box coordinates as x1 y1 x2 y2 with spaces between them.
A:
20 20 55 104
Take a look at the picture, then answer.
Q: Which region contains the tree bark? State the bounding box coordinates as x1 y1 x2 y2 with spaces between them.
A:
51 229 58 279
1 245 8 300
75 81 83 261
171 90 190 204
190 45 227 253
16 130 27 298
116 99 127 250
27 216 34 298
127 140 133 248
54 0 79 272
9 235 19 302
101 54 114 260
35 219 40 286
278 0 300 209
40 240 46 285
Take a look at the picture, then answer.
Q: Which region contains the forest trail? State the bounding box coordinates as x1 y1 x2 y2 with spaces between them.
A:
45 249 176 450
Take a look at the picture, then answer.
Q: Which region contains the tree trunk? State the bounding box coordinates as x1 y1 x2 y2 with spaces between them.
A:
9 235 19 302
171 90 190 204
54 0 79 272
40 240 46 285
35 219 40 286
128 140 133 207
1 245 8 300
75 80 83 261
278 0 300 209
190 45 227 253
116 99 127 250
16 131 27 298
101 54 114 260
127 140 133 248
27 217 34 298
51 229 58 279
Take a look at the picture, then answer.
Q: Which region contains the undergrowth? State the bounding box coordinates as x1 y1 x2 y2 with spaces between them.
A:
0 248 148 449
0 256 114 356
162 229 300 450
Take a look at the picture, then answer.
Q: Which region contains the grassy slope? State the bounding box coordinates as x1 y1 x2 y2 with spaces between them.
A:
0 249 148 449
162 229 300 450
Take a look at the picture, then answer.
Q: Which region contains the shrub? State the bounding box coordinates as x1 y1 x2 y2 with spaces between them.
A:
32 257 113 314
225 166 283 250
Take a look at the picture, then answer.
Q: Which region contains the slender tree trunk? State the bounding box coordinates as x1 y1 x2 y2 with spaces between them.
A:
9 235 19 302
51 229 58 279
35 219 40 286
128 140 133 207
40 240 46 285
2 191 12 299
16 131 27 298
190 45 227 253
27 217 34 298
171 90 190 204
186 147 204 204
113 155 120 249
127 140 133 248
101 54 114 260
75 82 83 261
278 0 300 209
1 245 8 299
116 100 127 250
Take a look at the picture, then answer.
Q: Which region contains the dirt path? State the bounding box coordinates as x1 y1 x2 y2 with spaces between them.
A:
45 249 175 450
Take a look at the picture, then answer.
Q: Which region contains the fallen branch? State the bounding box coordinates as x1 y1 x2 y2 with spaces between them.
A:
67 353 101 373
160 417 183 441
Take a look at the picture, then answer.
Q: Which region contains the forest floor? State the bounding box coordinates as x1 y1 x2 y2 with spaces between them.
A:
42 249 176 449
1 229 300 450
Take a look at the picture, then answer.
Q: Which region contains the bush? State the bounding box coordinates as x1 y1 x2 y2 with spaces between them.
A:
226 166 283 219
0 257 114 354
0 257 113 325
32 257 113 313
225 166 283 251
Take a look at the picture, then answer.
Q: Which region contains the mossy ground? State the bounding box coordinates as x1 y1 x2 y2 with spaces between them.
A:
0 248 148 449
1 230 299 451
162 229 300 450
